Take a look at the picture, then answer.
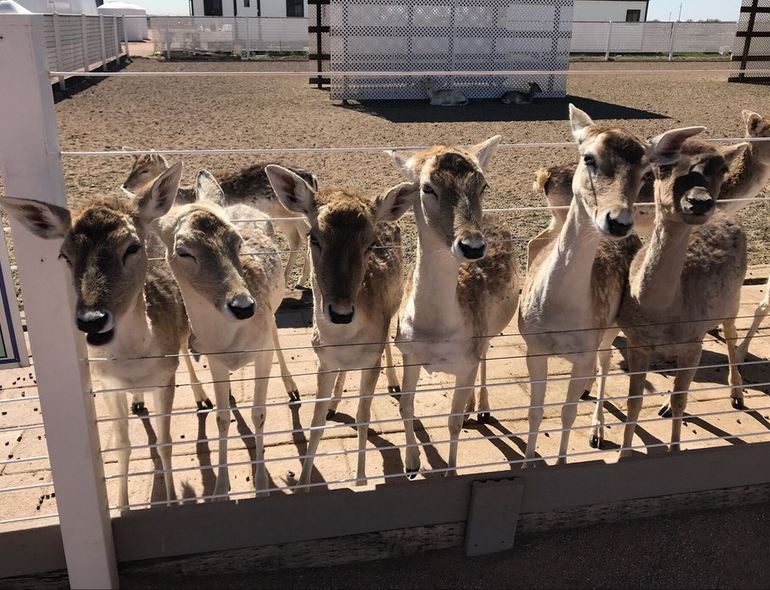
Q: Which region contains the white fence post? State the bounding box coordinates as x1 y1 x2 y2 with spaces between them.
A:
122 15 129 58
0 13 118 590
605 20 613 61
81 14 89 71
668 21 677 61
52 12 65 90
113 14 120 64
165 15 171 59
99 14 107 71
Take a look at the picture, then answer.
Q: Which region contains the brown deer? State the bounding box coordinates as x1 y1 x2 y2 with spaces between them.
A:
618 132 749 456
387 137 520 477
3 163 198 510
266 164 415 489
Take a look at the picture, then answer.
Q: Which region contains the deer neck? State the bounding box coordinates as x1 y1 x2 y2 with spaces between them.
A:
406 208 464 333
101 289 153 358
630 212 691 312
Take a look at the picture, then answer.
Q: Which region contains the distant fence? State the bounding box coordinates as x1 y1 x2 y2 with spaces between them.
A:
45 13 128 88
147 16 309 55
572 21 738 58
730 0 770 84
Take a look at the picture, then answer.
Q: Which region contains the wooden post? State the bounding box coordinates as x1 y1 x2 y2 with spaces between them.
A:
0 12 118 589
99 14 107 71
52 12 65 90
81 14 89 71
739 0 760 81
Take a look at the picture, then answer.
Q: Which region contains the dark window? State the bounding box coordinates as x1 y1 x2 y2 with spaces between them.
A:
203 0 223 16
286 0 303 17
244 0 250 6
626 9 641 22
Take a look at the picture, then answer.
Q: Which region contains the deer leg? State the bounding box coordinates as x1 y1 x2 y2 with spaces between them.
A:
355 362 381 486
724 319 745 410
283 230 300 289
737 277 770 363
621 346 650 460
271 319 299 402
383 341 401 394
590 328 619 449
477 350 491 424
297 231 311 288
557 355 595 466
153 382 177 504
524 354 548 467
183 351 212 413
131 391 145 415
209 361 232 499
447 366 479 476
106 391 131 513
399 357 421 478
327 370 347 419
669 347 701 452
297 366 337 491
251 348 273 496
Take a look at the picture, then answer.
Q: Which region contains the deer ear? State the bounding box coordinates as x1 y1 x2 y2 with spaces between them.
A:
149 153 169 168
569 104 594 143
468 135 502 174
647 127 706 165
374 182 418 223
135 161 183 222
742 110 764 137
2 197 71 240
265 164 317 216
386 150 418 181
721 142 751 169
195 169 225 207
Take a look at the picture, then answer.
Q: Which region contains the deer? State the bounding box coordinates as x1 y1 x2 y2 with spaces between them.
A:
501 82 542 105
618 131 749 456
154 169 300 496
419 78 469 107
2 163 199 510
265 164 415 489
386 136 520 477
121 149 317 288
516 106 703 465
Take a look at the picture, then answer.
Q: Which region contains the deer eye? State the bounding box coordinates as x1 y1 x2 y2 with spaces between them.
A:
421 184 435 195
583 154 597 169
123 243 141 264
176 246 195 260
309 234 320 247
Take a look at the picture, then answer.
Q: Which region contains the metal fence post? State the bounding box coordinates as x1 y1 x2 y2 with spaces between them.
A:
122 15 129 58
668 21 676 61
245 15 251 57
605 20 613 61
0 12 118 590
165 15 171 59
99 14 107 71
52 12 65 90
113 14 120 64
81 13 89 71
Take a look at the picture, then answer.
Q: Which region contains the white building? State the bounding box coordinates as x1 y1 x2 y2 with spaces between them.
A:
191 0 307 18
573 0 648 22
13 0 97 13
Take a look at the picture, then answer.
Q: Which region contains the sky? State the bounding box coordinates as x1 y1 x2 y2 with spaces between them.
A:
128 0 745 21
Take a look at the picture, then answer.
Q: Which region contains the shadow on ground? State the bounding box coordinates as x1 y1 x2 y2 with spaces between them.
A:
336 95 669 124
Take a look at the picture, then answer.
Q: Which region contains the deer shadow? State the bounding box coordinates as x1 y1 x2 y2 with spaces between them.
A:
326 411 405 477
285 401 328 491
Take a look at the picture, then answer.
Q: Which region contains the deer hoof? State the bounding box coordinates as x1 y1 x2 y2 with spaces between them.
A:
326 409 336 420
658 403 672 418
477 412 491 424
131 401 146 415
580 390 592 401
731 397 746 411
589 435 601 449
196 399 213 414
288 389 301 404
388 385 401 394
405 468 419 480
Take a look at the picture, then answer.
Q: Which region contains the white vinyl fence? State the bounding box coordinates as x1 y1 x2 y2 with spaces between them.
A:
147 16 309 55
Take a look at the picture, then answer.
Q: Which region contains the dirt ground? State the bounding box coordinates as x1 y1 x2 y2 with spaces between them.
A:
2 59 770 544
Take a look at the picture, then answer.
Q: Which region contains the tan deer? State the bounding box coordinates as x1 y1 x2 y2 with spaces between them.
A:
122 150 317 288
154 169 300 496
2 163 198 510
265 165 415 489
618 133 749 456
517 106 692 466
387 137 520 477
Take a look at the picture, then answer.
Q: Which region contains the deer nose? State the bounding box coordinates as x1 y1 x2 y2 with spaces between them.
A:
227 294 255 320
683 188 714 217
76 310 112 334
328 304 355 324
455 234 487 260
605 211 634 238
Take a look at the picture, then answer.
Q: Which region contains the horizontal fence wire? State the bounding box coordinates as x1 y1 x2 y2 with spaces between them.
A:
109 429 770 510
0 455 48 467
0 481 55 495
0 513 59 526
102 399 770 482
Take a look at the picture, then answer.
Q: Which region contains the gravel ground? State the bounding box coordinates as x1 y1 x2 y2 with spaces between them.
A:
43 58 770 278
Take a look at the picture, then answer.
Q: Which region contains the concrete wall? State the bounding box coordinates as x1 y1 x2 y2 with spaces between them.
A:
574 0 647 22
